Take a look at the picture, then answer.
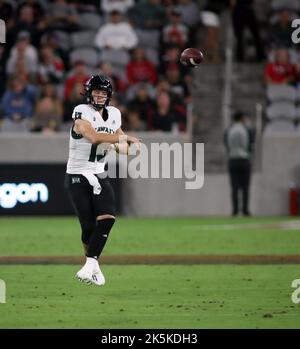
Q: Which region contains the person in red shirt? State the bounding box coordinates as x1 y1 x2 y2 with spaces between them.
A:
126 47 157 85
64 60 89 101
162 8 188 49
264 48 294 84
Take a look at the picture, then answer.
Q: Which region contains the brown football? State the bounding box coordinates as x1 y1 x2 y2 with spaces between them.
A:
180 48 204 67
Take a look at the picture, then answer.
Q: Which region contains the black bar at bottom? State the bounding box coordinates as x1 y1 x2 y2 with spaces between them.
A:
0 329 300 346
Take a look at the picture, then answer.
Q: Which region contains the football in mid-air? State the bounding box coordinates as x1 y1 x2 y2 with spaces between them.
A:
180 48 204 67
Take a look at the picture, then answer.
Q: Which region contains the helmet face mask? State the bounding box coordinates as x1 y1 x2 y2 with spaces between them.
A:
84 75 113 110
91 89 108 109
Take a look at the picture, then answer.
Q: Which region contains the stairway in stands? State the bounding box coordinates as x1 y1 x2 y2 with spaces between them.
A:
192 63 265 173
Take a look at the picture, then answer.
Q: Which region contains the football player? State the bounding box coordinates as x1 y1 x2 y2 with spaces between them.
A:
65 75 140 286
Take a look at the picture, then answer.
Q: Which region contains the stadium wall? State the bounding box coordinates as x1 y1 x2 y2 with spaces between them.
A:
0 133 298 216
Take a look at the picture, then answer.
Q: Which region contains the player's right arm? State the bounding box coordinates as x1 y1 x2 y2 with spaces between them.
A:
74 119 140 145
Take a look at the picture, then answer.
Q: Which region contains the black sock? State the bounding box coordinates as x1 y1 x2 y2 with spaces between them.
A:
86 218 115 259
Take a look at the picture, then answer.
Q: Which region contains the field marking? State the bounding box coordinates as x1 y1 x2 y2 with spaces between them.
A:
0 255 300 265
183 220 300 231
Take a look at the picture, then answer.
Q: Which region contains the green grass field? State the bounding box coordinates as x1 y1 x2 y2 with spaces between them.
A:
1 216 300 256
0 216 300 329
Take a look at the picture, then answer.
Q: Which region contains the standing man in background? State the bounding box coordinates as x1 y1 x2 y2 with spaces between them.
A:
224 111 255 217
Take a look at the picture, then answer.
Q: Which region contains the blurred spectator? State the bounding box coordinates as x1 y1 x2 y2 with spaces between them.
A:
159 44 188 77
97 61 126 95
64 60 89 101
63 82 85 122
128 83 156 123
109 94 126 115
201 0 227 63
126 47 157 85
152 81 187 131
162 8 188 49
33 84 63 132
175 0 199 28
162 0 174 16
160 44 181 66
1 76 36 122
12 4 44 47
44 0 79 33
264 48 294 84
0 0 15 49
13 57 30 82
165 63 190 100
6 31 38 79
40 31 69 70
101 0 134 14
269 9 294 49
94 9 138 50
17 1 46 22
37 45 65 85
128 0 166 30
126 108 147 131
230 0 265 62
155 78 171 95
0 0 14 31
151 91 179 131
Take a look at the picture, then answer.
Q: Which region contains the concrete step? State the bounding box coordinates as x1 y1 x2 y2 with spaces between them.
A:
232 84 265 96
232 63 264 78
193 86 223 97
193 59 265 173
193 64 224 82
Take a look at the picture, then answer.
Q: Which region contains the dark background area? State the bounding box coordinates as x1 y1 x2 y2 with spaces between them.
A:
0 164 122 215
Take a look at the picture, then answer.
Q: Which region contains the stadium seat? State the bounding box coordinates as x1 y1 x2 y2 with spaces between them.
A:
99 48 130 67
0 119 30 132
79 13 102 31
70 31 97 49
99 48 130 68
126 83 155 101
266 84 296 103
264 119 295 135
70 47 99 68
111 66 127 81
136 29 160 49
266 101 297 120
